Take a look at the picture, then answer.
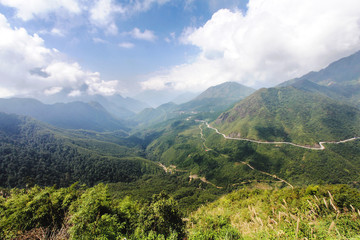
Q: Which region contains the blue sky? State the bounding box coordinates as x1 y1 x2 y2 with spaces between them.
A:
0 0 248 96
0 0 360 101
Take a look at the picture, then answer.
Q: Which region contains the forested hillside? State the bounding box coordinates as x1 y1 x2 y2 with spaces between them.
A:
0 113 160 188
214 87 360 145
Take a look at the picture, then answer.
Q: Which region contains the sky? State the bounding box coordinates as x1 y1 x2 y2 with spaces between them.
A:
0 0 360 101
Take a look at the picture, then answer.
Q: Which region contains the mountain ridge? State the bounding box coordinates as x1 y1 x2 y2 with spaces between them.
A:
0 98 129 132
214 86 360 145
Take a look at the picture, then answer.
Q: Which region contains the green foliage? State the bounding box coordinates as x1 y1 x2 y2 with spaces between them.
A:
68 184 127 239
0 183 80 239
188 185 360 240
0 184 186 240
148 117 360 187
0 113 161 188
134 192 185 239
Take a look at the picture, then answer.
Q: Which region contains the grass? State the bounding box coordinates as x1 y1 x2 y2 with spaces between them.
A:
187 185 360 239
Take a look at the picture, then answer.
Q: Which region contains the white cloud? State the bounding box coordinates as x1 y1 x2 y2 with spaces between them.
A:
128 28 157 41
50 28 65 37
0 0 169 36
89 0 125 35
165 32 175 43
0 13 123 98
118 42 135 49
130 0 171 13
142 0 360 91
44 87 63 95
93 37 108 44
0 0 81 20
68 89 81 97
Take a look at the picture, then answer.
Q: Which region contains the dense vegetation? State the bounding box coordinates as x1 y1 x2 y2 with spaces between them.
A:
0 113 161 188
215 87 360 145
188 185 360 239
1 51 360 239
145 118 360 188
1 184 359 239
0 184 185 239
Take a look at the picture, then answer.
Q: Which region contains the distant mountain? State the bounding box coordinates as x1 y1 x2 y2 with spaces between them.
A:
79 94 149 119
171 92 198 104
133 89 185 108
38 91 149 119
279 51 360 107
132 82 255 126
0 98 129 132
215 87 360 145
131 102 179 127
179 82 255 112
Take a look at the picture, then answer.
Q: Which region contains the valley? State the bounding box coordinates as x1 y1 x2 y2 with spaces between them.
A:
1 51 360 239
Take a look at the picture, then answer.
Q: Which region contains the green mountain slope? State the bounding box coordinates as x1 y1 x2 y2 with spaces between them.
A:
0 98 129 131
279 51 360 107
144 117 360 188
132 82 255 126
131 102 179 126
0 112 161 188
214 87 360 145
179 82 255 112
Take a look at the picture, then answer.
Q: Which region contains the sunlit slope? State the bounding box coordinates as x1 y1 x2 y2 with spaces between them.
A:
214 87 360 145
179 82 255 112
188 185 360 239
145 117 360 188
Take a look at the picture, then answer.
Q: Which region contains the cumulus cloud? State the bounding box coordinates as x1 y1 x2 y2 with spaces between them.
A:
118 42 135 49
89 0 125 35
0 0 168 35
0 0 81 20
141 0 360 91
0 13 123 98
127 28 157 41
93 37 108 44
130 0 171 13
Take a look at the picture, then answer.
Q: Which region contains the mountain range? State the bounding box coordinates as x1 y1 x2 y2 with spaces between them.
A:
0 98 129 132
132 82 255 126
213 51 360 145
279 50 360 107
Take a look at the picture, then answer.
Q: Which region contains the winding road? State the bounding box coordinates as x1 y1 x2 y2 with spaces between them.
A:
198 120 360 150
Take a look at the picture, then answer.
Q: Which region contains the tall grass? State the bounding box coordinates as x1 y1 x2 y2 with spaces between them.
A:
187 186 360 239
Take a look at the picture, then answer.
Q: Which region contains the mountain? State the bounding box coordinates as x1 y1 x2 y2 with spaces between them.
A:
38 90 149 119
131 102 179 126
132 82 255 126
279 51 360 107
214 86 360 145
171 92 198 104
179 82 255 112
0 112 160 188
0 98 129 132
77 94 149 119
133 89 186 108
